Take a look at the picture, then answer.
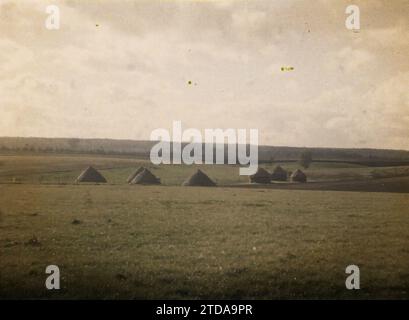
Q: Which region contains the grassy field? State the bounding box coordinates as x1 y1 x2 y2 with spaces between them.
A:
1 154 409 299
1 153 409 185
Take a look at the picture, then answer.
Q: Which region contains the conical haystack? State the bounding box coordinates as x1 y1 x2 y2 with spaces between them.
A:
76 166 107 183
127 166 145 183
249 167 271 184
130 168 161 185
182 169 216 187
271 165 287 181
291 169 307 183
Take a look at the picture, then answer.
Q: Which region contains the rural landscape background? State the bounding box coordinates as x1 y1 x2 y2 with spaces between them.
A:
1 0 409 299
1 138 409 299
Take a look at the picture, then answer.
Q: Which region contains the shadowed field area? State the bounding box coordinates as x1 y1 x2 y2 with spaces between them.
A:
232 176 409 193
1 184 409 299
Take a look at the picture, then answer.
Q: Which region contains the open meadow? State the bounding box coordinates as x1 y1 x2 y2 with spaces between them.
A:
1 154 409 299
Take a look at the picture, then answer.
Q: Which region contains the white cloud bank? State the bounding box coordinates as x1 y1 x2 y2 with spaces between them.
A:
0 0 408 149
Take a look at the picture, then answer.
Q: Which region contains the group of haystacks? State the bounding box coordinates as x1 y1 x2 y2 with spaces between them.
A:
75 166 216 186
75 164 306 186
249 165 307 184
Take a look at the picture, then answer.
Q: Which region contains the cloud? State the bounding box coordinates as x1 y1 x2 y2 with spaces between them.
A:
336 47 375 73
0 0 408 149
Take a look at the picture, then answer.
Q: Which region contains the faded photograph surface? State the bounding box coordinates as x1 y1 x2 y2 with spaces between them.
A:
0 0 408 299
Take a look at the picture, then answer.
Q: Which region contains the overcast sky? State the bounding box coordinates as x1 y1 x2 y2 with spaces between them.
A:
0 0 408 149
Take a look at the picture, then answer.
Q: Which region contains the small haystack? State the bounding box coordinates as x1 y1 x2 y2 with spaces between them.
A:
76 166 107 183
182 169 216 187
130 168 161 185
127 166 145 183
291 169 307 183
249 167 271 184
271 165 287 181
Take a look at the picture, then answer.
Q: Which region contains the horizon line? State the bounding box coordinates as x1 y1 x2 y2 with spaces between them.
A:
0 135 408 153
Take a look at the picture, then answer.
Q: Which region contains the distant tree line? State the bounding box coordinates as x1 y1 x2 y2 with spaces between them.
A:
1 137 409 163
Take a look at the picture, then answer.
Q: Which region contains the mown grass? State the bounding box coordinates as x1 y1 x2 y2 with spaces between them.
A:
1 183 409 299
1 154 409 299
